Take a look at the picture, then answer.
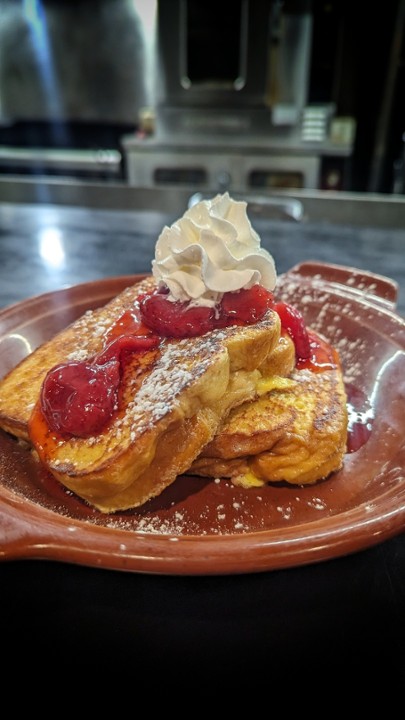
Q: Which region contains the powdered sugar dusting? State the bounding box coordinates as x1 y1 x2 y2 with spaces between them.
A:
49 278 277 472
276 271 389 384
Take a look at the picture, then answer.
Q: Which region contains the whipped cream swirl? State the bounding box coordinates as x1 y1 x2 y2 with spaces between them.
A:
152 192 277 307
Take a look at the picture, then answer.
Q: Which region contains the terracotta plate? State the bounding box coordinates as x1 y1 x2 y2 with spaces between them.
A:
0 263 404 575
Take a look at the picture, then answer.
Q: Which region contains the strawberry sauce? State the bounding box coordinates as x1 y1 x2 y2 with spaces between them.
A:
38 283 339 440
139 284 275 338
40 332 160 438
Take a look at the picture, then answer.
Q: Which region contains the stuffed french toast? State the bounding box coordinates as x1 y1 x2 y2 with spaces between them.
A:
0 192 348 512
190 329 348 487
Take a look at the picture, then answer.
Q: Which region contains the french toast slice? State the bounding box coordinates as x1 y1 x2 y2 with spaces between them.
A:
190 340 348 487
0 276 281 512
256 331 296 380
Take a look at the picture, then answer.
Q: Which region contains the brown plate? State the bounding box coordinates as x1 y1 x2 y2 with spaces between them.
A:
0 263 404 575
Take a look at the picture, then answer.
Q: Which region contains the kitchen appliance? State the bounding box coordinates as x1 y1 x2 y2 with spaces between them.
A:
0 0 145 182
122 0 354 193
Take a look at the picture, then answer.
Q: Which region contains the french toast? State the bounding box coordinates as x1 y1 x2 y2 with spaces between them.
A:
0 276 282 512
190 338 348 487
0 190 349 511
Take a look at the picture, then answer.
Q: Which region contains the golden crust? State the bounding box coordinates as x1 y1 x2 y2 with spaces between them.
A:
190 364 348 486
258 331 296 378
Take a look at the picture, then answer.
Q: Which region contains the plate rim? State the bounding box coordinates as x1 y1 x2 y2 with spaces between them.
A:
1 268 405 575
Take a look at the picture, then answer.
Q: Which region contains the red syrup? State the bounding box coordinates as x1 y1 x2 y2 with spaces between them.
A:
38 285 315 439
104 306 153 341
345 382 374 453
296 329 339 372
274 301 311 362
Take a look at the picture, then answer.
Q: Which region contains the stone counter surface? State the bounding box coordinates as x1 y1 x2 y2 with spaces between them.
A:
0 201 404 315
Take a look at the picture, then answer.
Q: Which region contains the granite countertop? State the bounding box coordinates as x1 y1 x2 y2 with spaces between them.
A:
0 200 404 315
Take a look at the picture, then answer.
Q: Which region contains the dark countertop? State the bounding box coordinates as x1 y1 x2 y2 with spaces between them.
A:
0 201 404 315
0 200 405 682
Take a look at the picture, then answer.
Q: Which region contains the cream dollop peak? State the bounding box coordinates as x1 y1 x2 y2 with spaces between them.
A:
152 192 277 307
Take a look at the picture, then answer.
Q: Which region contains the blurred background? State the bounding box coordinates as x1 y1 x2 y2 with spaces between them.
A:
0 0 404 196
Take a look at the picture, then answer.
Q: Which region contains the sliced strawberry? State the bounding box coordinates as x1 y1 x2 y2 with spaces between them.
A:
140 292 215 337
219 285 274 326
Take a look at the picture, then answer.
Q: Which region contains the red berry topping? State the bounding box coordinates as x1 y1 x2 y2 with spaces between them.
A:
140 292 215 338
296 329 338 371
219 285 274 326
40 334 160 437
41 360 121 438
39 282 318 441
140 284 274 337
96 334 160 366
105 307 153 340
274 301 311 361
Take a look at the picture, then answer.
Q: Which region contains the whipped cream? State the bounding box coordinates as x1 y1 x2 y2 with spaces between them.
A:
152 192 277 307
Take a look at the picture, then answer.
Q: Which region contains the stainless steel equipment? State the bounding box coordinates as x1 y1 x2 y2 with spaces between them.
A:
0 145 122 180
122 0 354 193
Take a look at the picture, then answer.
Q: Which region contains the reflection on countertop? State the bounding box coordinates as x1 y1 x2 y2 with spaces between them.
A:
0 185 404 317
1 177 405 227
